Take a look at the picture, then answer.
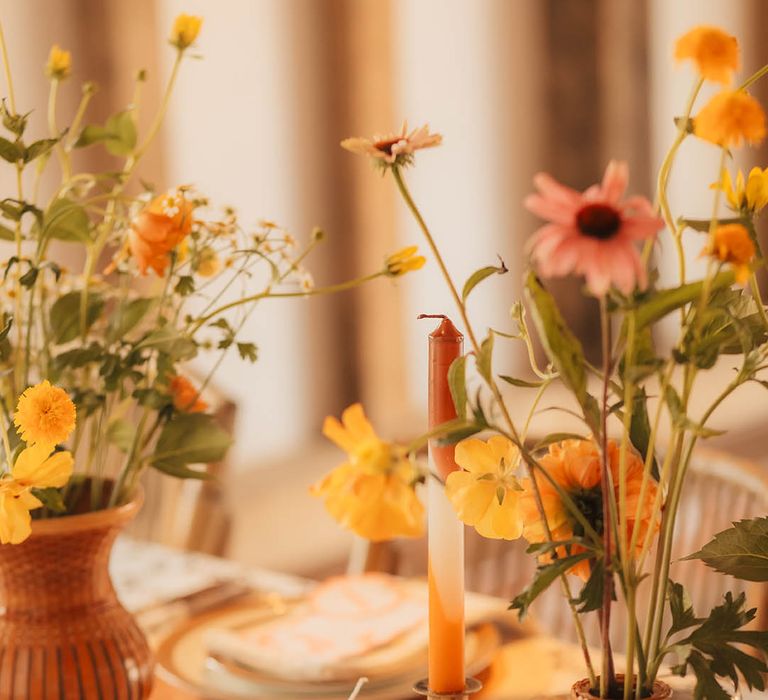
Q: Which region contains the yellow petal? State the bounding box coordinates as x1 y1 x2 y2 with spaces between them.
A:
446 471 496 524
13 444 73 489
341 404 377 444
746 168 768 211
0 488 39 544
454 438 497 475
486 435 518 471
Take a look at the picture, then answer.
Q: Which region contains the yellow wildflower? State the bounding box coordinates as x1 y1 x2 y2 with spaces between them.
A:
704 223 755 283
45 45 71 80
311 403 424 541
196 246 221 277
716 167 768 213
14 381 76 447
445 436 523 540
694 90 766 148
0 443 74 544
385 246 426 277
170 14 203 50
674 26 739 85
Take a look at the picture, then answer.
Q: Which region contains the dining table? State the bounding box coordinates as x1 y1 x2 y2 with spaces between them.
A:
109 538 744 700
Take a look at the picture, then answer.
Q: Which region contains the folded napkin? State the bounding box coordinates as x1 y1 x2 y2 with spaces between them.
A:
205 573 509 682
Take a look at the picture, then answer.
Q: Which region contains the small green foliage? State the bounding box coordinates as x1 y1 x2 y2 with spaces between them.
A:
236 342 258 363
461 260 507 302
42 197 91 243
174 275 195 296
50 292 104 344
686 517 768 582
106 419 136 453
498 375 544 388
110 298 155 340
75 110 137 156
447 354 468 418
136 327 197 362
151 412 232 476
0 136 23 163
24 137 60 164
31 487 67 513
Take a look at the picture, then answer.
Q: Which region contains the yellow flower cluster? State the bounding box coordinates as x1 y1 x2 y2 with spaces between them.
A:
0 381 76 544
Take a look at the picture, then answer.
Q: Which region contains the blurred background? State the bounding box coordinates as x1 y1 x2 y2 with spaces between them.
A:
2 0 768 578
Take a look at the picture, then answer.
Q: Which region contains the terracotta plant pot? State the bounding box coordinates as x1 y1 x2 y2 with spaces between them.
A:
0 487 153 699
571 675 672 699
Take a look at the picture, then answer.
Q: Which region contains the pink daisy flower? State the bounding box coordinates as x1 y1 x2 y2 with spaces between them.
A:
524 161 664 296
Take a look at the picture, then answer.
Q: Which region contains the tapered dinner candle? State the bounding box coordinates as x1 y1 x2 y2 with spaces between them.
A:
427 316 465 694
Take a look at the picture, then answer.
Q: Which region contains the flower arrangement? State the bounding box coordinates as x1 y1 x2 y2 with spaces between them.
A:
0 14 422 541
315 24 768 700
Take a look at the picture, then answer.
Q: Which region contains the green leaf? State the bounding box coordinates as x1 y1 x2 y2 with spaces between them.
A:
510 551 592 619
110 298 155 339
628 388 659 480
679 217 743 234
24 138 59 163
634 272 736 330
524 272 599 433
136 327 197 361
461 262 507 302
0 314 12 343
236 342 258 363
106 419 136 453
1 102 27 136
49 292 104 344
0 136 22 163
151 413 232 476
175 275 195 296
498 375 544 388
664 384 724 438
75 124 110 148
574 559 604 613
476 334 494 383
685 517 768 581
667 580 698 636
31 487 66 513
42 197 91 243
104 110 137 156
447 355 468 419
434 419 484 446
0 223 15 241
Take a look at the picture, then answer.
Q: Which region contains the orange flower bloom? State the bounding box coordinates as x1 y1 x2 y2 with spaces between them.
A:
704 223 755 283
14 380 76 447
674 26 739 85
341 122 442 167
520 439 658 580
694 90 766 148
169 375 207 413
129 191 194 275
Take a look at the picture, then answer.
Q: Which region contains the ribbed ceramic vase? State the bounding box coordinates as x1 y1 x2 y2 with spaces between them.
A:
571 675 672 699
0 489 153 699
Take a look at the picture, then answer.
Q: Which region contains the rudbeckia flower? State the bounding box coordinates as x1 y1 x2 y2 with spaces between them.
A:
520 439 658 580
524 161 664 297
715 167 768 213
341 123 442 168
674 26 739 85
445 435 523 540
385 246 426 277
14 380 76 448
694 90 766 148
128 190 195 276
704 223 755 283
168 374 207 413
0 443 74 544
311 403 424 541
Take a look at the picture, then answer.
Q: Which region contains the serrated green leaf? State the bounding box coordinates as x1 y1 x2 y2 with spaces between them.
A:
498 375 544 388
0 136 22 163
667 580 698 636
510 551 592 619
461 263 506 302
447 355 467 419
685 517 768 582
49 292 103 344
175 275 195 296
151 413 231 475
136 327 197 361
236 342 258 363
42 197 91 243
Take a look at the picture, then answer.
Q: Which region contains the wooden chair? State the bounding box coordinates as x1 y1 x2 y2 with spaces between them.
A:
361 448 768 649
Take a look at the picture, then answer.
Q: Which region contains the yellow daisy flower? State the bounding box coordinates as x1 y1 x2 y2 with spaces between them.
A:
311 403 424 541
445 435 523 540
716 167 768 213
385 246 426 277
170 14 203 50
14 380 76 447
674 25 739 85
704 223 755 283
694 90 766 148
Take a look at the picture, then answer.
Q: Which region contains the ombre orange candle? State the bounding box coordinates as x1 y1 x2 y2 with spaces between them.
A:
427 316 465 694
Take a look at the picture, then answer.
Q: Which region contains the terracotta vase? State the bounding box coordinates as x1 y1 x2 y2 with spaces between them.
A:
0 488 153 699
571 675 672 699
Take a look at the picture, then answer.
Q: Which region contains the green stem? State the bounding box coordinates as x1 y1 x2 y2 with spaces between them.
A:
47 78 70 180
740 63 768 91
0 21 16 114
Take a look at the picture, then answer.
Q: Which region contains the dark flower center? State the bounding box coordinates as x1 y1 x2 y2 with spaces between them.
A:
576 203 622 240
570 487 604 537
374 137 401 155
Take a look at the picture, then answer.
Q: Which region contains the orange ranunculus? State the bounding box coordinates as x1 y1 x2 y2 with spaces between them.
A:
168 375 207 413
520 439 658 580
129 191 194 275
693 90 766 148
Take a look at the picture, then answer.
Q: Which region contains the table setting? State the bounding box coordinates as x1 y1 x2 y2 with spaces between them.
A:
0 8 765 700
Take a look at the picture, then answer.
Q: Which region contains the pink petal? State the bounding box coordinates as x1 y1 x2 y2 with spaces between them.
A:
601 160 629 204
582 184 602 201
532 173 582 208
620 195 656 217
619 215 665 241
524 193 577 225
543 236 583 276
527 224 570 259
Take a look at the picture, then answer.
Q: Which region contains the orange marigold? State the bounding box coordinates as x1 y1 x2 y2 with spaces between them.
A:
520 439 658 580
14 381 76 447
129 191 195 276
674 26 739 85
694 90 766 148
169 375 207 413
704 223 755 283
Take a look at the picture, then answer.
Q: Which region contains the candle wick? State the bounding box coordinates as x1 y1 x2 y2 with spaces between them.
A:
417 313 448 320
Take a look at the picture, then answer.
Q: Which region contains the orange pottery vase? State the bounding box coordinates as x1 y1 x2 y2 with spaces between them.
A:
0 488 153 699
571 675 673 699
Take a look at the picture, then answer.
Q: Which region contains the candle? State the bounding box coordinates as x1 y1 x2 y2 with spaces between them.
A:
427 316 465 694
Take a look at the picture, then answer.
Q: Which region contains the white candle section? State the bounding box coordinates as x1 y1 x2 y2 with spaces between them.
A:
427 463 465 621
